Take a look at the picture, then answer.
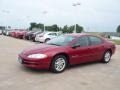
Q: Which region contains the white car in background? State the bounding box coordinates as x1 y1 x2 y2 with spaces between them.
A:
0 30 2 35
6 30 12 36
35 32 61 42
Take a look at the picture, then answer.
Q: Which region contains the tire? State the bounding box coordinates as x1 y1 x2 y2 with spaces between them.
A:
45 38 50 43
102 51 111 63
33 39 35 42
50 55 67 73
28 36 31 40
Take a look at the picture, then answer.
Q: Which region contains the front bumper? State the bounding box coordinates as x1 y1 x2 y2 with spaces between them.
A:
18 56 50 69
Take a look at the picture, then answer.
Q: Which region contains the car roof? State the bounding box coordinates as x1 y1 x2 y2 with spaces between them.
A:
65 33 90 37
65 33 105 40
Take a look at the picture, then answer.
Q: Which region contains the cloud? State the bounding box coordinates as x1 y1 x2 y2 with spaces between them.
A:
0 0 120 32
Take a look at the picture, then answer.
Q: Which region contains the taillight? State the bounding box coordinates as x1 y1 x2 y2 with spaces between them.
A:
111 45 116 50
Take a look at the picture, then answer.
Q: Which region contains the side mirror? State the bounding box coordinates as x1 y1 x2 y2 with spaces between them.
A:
71 44 80 49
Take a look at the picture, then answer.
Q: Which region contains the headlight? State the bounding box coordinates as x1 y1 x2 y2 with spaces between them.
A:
27 54 47 59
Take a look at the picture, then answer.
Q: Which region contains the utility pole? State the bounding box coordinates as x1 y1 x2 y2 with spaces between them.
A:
42 11 48 32
72 2 81 33
1 10 10 29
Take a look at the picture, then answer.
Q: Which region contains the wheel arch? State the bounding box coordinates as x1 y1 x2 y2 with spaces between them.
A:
50 52 70 66
102 48 112 63
105 48 112 55
45 38 50 40
45 38 50 42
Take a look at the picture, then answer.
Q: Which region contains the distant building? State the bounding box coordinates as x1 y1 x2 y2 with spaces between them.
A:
101 32 120 37
0 26 5 30
100 32 120 40
110 36 120 40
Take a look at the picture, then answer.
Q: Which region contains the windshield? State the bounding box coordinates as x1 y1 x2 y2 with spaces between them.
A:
46 35 75 46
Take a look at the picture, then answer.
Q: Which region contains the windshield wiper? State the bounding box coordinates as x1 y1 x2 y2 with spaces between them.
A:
48 43 61 46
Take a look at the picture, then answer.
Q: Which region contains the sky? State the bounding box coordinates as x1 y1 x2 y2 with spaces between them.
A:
0 0 120 32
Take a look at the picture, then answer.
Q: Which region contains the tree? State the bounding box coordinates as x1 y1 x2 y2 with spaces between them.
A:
62 24 84 33
45 26 52 31
67 25 74 33
29 22 37 30
52 24 59 32
76 24 84 33
29 22 84 33
117 25 120 33
29 22 44 31
45 24 59 32
62 25 68 33
36 23 44 30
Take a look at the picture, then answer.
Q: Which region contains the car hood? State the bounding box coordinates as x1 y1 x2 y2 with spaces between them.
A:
21 44 59 56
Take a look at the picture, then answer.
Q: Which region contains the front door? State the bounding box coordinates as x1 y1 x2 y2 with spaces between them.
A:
70 36 93 65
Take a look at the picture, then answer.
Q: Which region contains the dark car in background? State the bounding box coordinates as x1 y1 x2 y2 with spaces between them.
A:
23 31 35 40
30 31 43 42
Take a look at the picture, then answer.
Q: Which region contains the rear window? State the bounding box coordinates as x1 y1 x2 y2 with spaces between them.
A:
48 33 57 36
89 36 102 45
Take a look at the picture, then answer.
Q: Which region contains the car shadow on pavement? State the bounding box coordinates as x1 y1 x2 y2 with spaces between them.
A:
19 65 50 74
67 61 100 70
19 60 111 74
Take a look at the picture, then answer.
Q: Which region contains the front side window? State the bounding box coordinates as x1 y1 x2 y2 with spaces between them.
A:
74 36 89 47
46 35 75 46
89 36 102 45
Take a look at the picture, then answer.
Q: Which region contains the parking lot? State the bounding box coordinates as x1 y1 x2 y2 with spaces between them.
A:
0 35 120 90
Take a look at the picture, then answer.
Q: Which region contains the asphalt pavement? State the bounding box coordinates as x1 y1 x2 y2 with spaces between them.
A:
0 35 120 90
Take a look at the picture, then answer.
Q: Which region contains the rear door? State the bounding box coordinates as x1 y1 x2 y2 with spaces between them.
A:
88 36 104 61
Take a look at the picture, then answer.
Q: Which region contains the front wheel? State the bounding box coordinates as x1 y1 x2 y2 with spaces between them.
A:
50 55 67 73
102 51 111 63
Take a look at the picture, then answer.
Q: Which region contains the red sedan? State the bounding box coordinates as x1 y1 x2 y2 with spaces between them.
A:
16 31 27 39
10 31 16 37
18 34 116 73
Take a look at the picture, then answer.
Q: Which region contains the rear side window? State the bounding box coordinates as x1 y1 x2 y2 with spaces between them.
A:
48 33 57 36
57 33 61 36
75 36 89 47
89 36 102 45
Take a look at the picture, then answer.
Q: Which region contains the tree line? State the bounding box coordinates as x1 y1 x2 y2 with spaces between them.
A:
29 22 84 33
117 25 120 33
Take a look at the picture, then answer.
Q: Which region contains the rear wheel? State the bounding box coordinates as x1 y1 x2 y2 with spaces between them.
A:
45 38 50 43
50 55 67 73
102 51 111 63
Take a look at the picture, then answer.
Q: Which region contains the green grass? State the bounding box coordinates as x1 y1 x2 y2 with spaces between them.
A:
111 40 120 45
85 32 101 35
